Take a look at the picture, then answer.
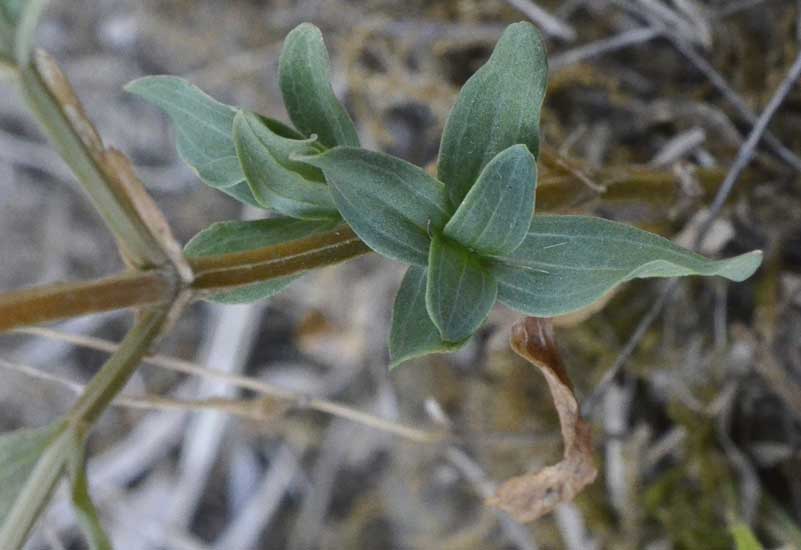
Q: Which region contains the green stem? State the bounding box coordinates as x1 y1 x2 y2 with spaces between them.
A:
0 308 172 549
190 226 370 292
68 308 172 425
0 227 370 333
0 270 172 332
18 55 168 269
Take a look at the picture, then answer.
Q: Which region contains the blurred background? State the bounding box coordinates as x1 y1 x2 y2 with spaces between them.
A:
1 0 801 548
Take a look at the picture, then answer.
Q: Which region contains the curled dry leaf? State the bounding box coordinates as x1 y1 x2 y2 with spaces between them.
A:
487 317 597 522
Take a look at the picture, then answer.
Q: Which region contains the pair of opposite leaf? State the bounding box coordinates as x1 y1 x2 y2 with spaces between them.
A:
128 22 763 368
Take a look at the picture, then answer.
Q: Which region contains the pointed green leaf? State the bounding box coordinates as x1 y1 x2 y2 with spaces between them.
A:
233 111 339 220
444 144 536 256
0 422 64 521
389 266 466 368
426 234 498 342
301 147 452 265
279 23 359 148
438 22 547 208
67 441 112 550
185 217 339 303
126 76 302 201
491 215 764 317
126 76 242 189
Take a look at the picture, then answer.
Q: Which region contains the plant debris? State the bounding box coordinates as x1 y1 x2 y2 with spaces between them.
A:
489 317 597 522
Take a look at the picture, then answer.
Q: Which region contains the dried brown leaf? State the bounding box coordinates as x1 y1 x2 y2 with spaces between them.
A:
487 317 597 522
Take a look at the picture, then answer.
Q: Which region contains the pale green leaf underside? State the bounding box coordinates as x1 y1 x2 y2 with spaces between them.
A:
126 76 304 209
279 23 359 149
126 76 242 189
444 144 537 256
491 215 763 317
389 266 466 368
427 234 498 342
233 111 339 220
438 21 548 208
301 147 452 265
0 422 64 521
185 217 338 303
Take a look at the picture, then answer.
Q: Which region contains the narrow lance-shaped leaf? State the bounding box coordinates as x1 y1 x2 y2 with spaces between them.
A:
126 76 242 189
300 147 452 265
126 77 302 208
426 233 498 342
279 23 359 148
0 422 65 521
491 215 764 318
389 266 466 368
185 217 339 304
438 21 547 208
234 111 339 220
444 144 537 256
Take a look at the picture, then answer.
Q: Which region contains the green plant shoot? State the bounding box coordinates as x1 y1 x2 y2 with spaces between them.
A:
129 21 763 368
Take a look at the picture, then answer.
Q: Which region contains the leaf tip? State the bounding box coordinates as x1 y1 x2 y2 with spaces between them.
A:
720 249 763 282
231 108 250 135
122 76 148 95
123 74 173 95
496 20 548 56
288 21 323 39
